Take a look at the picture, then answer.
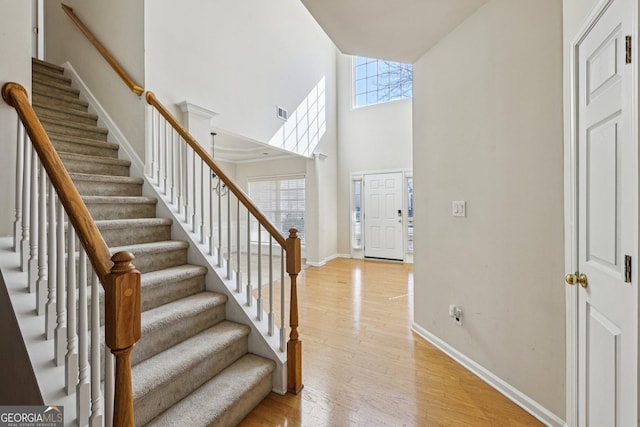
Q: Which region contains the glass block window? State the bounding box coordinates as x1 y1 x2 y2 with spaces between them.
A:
354 56 413 107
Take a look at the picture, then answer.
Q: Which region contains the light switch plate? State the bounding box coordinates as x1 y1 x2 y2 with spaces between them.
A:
452 201 466 217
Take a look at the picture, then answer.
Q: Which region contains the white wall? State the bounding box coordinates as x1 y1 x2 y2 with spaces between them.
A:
412 0 565 418
0 1 32 236
44 0 146 158
336 53 413 255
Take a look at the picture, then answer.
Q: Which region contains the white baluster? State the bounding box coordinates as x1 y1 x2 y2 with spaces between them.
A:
184 144 189 223
236 198 241 292
280 248 286 352
28 149 38 292
257 225 263 321
268 235 274 336
209 171 215 257
36 165 47 315
200 159 206 243
171 128 177 205
105 351 115 427
246 211 252 307
227 191 232 280
154 108 164 187
77 250 90 426
163 120 169 195
89 272 103 427
20 138 31 272
177 136 183 214
192 150 198 233
45 182 56 340
13 121 24 252
66 226 78 395
217 184 222 268
54 203 67 366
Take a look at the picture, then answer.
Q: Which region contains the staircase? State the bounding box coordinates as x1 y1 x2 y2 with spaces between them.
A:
31 58 275 426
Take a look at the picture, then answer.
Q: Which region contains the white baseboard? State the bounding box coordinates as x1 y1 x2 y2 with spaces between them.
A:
305 253 350 267
62 62 146 178
411 323 567 427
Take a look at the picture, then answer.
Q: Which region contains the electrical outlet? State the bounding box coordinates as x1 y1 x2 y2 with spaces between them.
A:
449 305 463 326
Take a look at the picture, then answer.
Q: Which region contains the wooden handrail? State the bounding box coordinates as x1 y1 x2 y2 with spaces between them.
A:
61 4 144 96
145 91 287 247
3 82 141 426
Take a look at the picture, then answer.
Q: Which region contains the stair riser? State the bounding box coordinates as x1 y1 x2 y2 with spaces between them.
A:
75 180 143 197
62 158 130 176
134 337 248 425
128 247 188 274
53 139 119 159
222 373 273 427
33 81 79 98
141 274 205 312
33 93 88 112
85 203 156 220
98 224 170 246
34 107 97 126
133 304 226 365
32 61 64 75
43 122 107 141
33 68 71 84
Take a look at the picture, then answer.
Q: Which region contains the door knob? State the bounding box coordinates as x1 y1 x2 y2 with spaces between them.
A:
565 273 588 288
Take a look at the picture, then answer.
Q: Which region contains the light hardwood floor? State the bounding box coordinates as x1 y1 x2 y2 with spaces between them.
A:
240 258 543 427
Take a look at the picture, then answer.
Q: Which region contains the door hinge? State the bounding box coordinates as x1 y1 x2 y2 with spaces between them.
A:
626 35 632 64
33 26 39 35
625 255 632 283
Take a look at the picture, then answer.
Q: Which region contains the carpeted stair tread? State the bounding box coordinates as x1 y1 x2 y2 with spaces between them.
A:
40 115 109 138
108 240 189 273
133 292 228 365
71 173 143 186
32 66 72 84
49 132 119 158
82 195 155 204
32 57 64 74
139 265 207 310
146 354 275 427
96 217 171 230
109 240 189 257
32 91 89 111
34 101 98 125
83 196 157 220
33 75 80 96
59 151 130 167
132 321 251 425
95 218 171 246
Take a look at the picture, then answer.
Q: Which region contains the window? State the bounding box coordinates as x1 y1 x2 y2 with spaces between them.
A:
352 179 362 249
407 177 414 253
354 56 412 107
248 177 305 245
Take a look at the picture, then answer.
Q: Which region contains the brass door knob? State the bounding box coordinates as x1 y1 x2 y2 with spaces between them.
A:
565 273 588 288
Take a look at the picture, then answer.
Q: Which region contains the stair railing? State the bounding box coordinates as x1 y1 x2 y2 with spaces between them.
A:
61 3 144 96
3 82 141 426
145 91 303 393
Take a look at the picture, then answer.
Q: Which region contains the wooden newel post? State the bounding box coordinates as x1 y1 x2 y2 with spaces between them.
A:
286 228 303 394
104 251 141 426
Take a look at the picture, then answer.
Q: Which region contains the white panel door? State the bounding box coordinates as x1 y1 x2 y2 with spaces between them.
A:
575 0 637 424
363 172 403 260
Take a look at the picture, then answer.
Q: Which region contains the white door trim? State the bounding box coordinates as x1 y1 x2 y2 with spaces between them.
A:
567 0 637 424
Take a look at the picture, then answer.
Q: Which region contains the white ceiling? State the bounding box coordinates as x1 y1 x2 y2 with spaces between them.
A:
301 0 489 63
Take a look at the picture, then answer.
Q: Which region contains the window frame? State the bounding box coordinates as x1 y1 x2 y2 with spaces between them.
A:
353 56 413 108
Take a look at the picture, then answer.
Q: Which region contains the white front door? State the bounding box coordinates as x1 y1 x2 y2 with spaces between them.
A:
573 0 637 424
363 172 404 260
